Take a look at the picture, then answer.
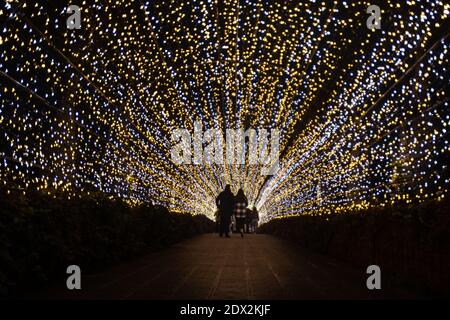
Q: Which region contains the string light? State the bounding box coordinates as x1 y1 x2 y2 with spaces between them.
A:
0 0 448 223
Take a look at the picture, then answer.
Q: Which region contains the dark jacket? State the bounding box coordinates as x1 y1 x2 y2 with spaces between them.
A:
216 189 235 214
245 208 253 224
252 208 259 221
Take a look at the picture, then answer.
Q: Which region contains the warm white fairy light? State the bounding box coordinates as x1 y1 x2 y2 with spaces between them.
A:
0 1 448 222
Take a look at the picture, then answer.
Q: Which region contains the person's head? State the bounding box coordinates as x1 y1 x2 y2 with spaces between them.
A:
224 184 231 192
237 188 244 197
253 206 257 211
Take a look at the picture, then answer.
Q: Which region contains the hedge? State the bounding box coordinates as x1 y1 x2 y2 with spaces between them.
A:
0 188 214 297
258 199 450 297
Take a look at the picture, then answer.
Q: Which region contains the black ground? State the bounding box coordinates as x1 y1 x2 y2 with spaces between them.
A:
26 233 419 300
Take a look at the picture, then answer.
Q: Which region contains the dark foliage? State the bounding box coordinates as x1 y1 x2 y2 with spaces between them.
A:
0 188 214 297
258 199 450 297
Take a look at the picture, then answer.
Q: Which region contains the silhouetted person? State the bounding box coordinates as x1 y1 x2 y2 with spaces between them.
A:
251 206 259 233
233 188 248 237
214 209 220 234
216 184 234 237
245 207 252 233
230 214 236 234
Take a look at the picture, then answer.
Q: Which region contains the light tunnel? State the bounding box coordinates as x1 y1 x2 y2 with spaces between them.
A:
0 0 449 301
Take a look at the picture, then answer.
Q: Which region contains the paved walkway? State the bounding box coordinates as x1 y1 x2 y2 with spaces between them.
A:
32 233 417 299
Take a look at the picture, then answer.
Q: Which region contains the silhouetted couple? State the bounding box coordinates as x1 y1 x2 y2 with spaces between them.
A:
215 184 248 238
